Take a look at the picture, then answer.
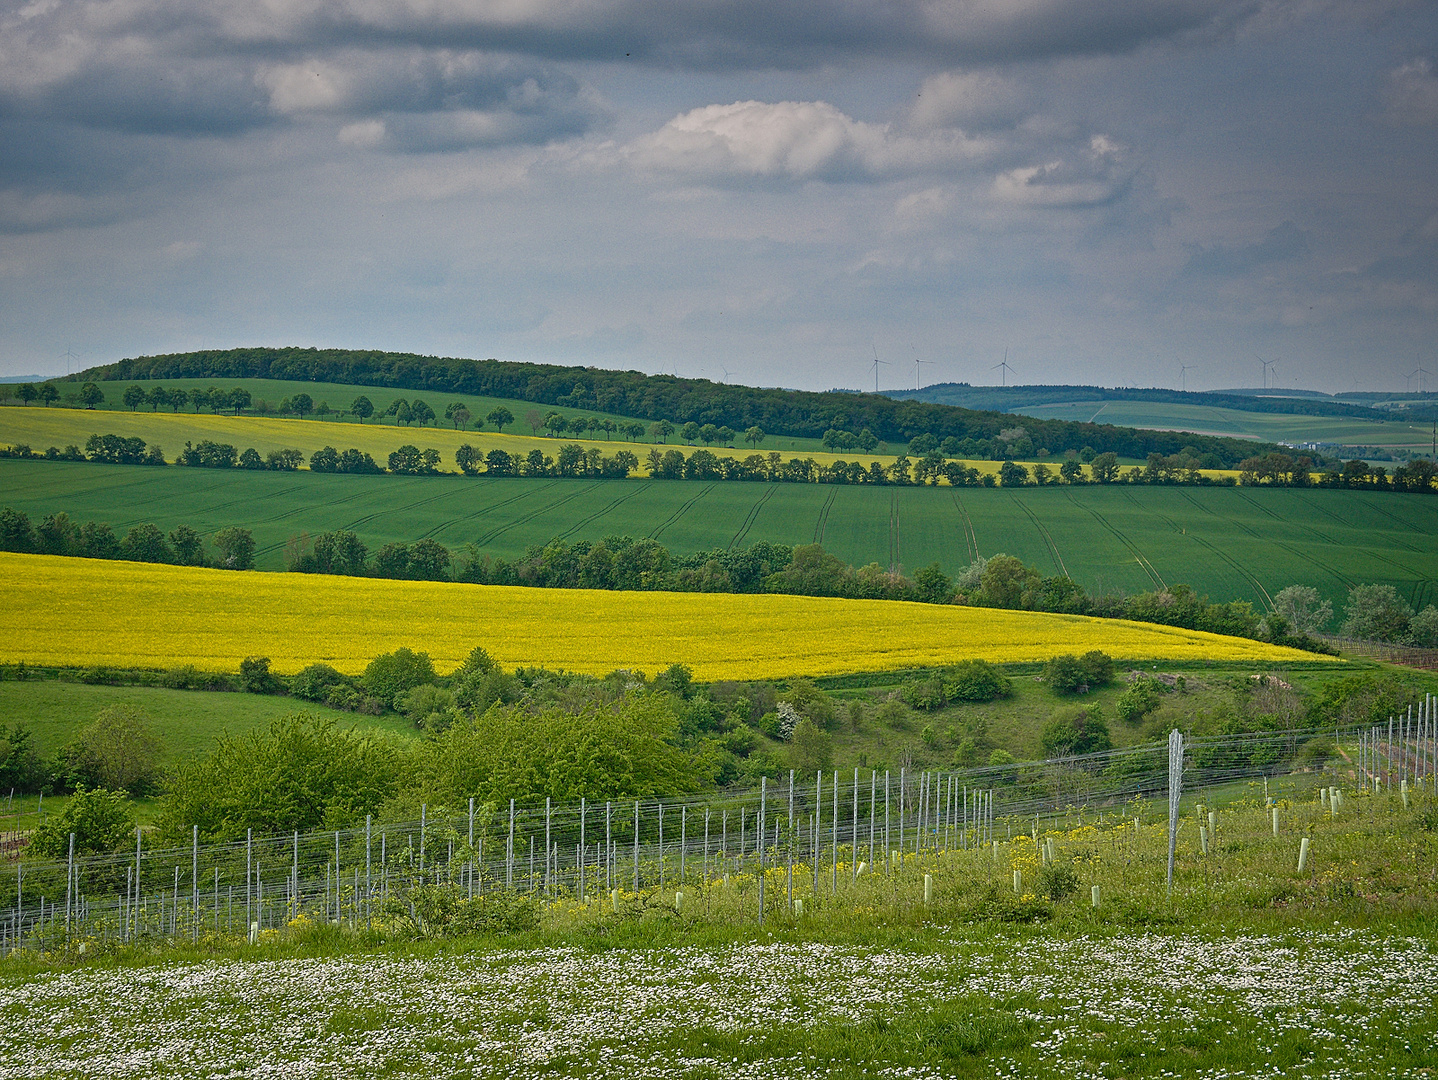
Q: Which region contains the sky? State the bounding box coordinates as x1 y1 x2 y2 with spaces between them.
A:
1 0 1435 394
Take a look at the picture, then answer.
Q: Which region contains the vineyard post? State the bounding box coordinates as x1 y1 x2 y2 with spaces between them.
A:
365 816 371 926
191 826 198 944
245 829 251 933
579 798 586 902
757 776 765 925
658 804 664 889
468 799 475 900
680 805 686 885
420 805 426 871
64 832 74 936
292 831 299 921
632 801 639 893
869 769 876 871
507 799 514 888
898 767 905 872
851 768 859 881
138 827 145 941
831 770 838 895
544 798 551 896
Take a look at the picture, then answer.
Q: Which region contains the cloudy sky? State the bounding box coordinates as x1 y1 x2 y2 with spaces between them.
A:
2 0 1435 393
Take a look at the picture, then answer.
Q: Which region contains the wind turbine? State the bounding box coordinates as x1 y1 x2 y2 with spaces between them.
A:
870 346 889 393
992 349 1015 387
720 366 731 384
1257 355 1277 390
1178 362 1197 392
1411 366 1432 394
913 353 933 391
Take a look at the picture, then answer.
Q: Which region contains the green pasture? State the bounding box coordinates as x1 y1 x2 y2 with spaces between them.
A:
1017 398 1438 452
2 457 1435 609
0 680 413 765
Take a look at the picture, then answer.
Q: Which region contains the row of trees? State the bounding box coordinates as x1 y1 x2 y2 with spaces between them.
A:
0 508 254 569
1237 452 1438 493
79 346 1278 463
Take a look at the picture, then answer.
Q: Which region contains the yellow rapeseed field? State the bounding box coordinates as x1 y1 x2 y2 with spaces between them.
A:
0 553 1327 680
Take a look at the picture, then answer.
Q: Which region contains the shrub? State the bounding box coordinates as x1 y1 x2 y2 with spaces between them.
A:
29 786 135 857
1116 678 1165 723
361 647 437 709
901 678 948 711
1043 651 1114 694
290 663 353 702
943 660 1011 702
57 705 161 795
1037 861 1079 902
1040 706 1112 758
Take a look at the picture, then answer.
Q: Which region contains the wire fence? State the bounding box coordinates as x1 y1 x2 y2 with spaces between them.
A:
1321 635 1438 671
2 706 1434 953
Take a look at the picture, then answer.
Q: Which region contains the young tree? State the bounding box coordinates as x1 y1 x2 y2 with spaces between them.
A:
455 444 481 474
350 395 374 423
228 387 251 414
213 526 255 570
122 384 146 410
38 382 59 406
79 382 104 408
169 524 204 565
744 426 766 447
1273 585 1333 635
1343 584 1413 642
59 705 162 793
486 406 515 433
450 406 471 430
525 409 545 435
1091 452 1120 483
120 522 174 563
651 420 674 443
681 421 700 445
291 392 314 418
147 385 169 411
410 399 435 426
28 786 135 857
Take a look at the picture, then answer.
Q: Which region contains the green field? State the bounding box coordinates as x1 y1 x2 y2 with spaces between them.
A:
2 457 1435 610
0 680 412 766
1016 398 1438 453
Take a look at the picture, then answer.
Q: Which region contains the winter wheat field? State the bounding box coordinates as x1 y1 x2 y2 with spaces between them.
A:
3 931 1436 1079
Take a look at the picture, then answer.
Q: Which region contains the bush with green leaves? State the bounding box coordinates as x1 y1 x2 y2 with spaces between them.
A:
1115 677 1166 724
361 647 437 709
29 786 135 857
160 714 403 841
1043 651 1114 694
943 660 1012 702
1040 706 1112 758
1342 584 1413 642
1037 861 1079 902
57 705 161 795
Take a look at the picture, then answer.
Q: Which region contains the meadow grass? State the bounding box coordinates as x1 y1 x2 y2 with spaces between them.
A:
2 456 1434 607
2 788 1434 1078
0 553 1325 680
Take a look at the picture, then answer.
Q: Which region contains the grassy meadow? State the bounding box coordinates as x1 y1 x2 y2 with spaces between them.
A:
2 456 1434 608
3 787 1436 1077
0 553 1320 680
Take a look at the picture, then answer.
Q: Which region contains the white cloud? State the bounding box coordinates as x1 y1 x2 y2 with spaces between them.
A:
1384 58 1438 125
991 133 1130 206
622 100 991 183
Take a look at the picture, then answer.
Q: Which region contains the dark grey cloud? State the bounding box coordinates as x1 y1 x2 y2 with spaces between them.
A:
1183 220 1312 275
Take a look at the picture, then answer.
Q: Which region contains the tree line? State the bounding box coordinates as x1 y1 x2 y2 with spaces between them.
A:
74 346 1279 464
11 430 1435 495
0 508 256 569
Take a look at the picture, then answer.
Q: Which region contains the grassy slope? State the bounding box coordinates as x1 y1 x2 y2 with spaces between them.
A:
2 457 1434 609
0 679 412 763
1015 398 1438 451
